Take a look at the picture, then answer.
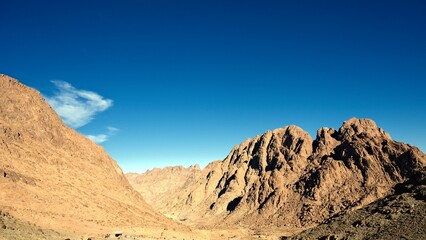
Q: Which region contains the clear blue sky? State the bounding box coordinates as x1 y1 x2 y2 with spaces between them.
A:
1 0 425 172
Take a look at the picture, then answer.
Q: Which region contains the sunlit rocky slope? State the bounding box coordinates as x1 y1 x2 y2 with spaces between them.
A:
0 74 189 238
128 117 426 235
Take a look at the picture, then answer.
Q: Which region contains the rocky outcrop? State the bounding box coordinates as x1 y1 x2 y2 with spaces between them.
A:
143 117 425 230
0 74 184 235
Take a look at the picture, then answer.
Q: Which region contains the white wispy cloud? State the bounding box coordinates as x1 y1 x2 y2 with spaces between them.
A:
45 80 113 128
86 126 119 143
106 126 119 133
86 134 108 143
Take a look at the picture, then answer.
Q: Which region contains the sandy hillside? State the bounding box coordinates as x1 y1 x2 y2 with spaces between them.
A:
0 74 196 238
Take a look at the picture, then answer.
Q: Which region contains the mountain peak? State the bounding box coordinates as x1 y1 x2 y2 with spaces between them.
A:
339 117 391 140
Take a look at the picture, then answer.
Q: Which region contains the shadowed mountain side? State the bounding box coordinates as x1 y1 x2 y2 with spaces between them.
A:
288 169 426 239
0 74 187 236
128 118 425 233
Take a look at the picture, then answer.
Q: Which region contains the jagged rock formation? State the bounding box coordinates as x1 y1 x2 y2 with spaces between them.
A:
130 117 425 232
0 74 187 236
126 165 202 210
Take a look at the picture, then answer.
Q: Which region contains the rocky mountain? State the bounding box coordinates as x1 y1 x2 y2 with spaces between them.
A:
126 165 202 211
128 117 425 234
0 74 190 238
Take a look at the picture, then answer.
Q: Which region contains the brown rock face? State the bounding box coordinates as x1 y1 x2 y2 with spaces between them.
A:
135 117 425 230
0 74 181 235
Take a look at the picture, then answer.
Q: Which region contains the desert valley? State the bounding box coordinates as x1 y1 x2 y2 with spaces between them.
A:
1 74 425 239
